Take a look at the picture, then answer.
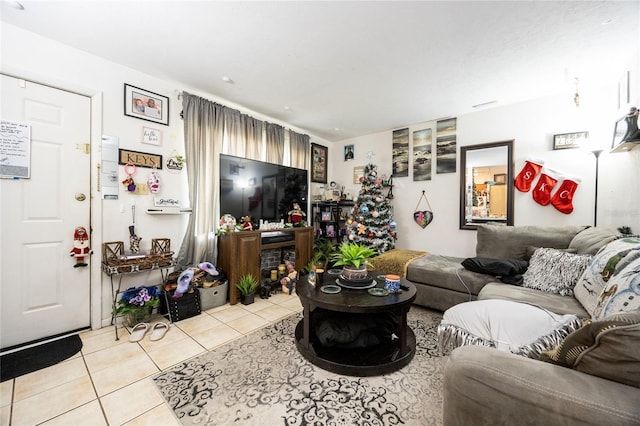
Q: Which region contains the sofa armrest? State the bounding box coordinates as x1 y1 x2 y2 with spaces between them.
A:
444 346 640 426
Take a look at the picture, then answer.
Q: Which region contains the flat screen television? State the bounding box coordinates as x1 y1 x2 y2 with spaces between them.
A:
219 154 308 226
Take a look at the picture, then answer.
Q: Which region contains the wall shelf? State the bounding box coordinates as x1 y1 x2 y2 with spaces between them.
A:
146 208 192 215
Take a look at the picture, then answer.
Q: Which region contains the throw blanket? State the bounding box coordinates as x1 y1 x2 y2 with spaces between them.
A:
370 249 428 277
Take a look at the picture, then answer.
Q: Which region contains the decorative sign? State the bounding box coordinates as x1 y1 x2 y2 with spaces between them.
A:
0 120 31 178
118 148 162 169
553 131 588 150
142 127 162 146
166 152 185 171
154 197 180 207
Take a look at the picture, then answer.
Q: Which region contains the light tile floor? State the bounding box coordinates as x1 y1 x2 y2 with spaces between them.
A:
1 292 303 426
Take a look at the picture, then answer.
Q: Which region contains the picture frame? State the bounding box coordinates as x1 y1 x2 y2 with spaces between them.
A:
321 211 332 221
494 173 507 185
553 131 588 150
344 144 355 161
141 126 162 146
311 143 328 183
124 84 169 126
353 166 364 184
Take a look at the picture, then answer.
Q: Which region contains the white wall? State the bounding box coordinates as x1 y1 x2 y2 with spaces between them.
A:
328 56 640 258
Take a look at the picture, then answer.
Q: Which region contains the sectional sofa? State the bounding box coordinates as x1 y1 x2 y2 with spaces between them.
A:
437 229 640 425
405 224 618 312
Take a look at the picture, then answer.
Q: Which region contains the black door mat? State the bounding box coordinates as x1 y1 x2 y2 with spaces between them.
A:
1 335 83 382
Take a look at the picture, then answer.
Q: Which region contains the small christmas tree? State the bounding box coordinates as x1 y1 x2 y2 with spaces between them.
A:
345 162 397 253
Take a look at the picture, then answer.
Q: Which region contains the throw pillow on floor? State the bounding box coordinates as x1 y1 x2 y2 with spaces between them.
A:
437 299 583 358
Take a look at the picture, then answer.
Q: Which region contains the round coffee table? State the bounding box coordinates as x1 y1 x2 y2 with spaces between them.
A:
295 270 416 376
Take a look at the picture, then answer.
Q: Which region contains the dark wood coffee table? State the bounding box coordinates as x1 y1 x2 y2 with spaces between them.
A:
295 270 416 376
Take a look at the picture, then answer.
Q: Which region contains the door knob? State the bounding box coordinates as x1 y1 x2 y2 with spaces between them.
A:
75 193 86 201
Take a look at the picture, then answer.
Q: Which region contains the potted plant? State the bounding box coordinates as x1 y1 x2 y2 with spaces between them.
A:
313 238 337 270
331 242 377 281
236 274 259 305
114 285 160 327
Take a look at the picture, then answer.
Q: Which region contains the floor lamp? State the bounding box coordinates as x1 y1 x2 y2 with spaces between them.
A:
591 149 603 227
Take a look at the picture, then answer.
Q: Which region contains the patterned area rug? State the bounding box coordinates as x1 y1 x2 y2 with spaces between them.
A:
153 307 445 425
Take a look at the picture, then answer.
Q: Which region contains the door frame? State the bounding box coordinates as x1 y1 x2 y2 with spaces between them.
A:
2 69 105 331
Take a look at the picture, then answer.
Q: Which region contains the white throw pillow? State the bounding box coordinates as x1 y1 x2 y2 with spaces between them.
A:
522 248 592 297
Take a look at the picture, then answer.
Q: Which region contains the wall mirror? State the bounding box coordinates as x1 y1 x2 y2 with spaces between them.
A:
460 140 514 230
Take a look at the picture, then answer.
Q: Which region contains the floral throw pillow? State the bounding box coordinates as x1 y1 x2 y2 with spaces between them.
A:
574 237 640 318
522 248 592 297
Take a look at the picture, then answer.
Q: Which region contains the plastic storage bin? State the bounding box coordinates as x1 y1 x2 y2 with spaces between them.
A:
198 280 228 310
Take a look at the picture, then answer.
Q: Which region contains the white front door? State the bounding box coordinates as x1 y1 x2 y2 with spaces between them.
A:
1 75 91 349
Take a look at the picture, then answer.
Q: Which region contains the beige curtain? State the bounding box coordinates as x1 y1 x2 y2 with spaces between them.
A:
175 92 224 269
224 107 263 160
265 122 285 164
289 130 310 169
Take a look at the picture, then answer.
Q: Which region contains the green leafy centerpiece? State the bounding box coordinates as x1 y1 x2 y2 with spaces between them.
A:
332 242 377 281
115 285 160 327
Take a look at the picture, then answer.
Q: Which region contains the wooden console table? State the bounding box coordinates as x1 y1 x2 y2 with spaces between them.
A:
295 272 417 376
217 227 313 305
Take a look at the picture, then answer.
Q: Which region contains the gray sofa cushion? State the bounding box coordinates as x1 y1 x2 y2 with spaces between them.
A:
478 282 589 317
475 225 586 260
540 310 640 388
568 226 619 255
407 254 498 295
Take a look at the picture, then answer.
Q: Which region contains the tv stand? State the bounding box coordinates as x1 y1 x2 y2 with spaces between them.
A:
217 227 313 304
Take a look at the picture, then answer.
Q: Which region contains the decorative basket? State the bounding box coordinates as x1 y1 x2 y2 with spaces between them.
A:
101 240 174 274
151 238 171 254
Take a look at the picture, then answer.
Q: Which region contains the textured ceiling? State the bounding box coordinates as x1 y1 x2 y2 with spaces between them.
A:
2 1 639 142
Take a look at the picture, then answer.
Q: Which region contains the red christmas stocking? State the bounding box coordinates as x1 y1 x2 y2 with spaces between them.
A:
551 177 581 214
532 168 560 206
514 157 545 192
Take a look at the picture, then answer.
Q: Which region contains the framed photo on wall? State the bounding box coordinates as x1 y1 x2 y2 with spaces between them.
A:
311 143 328 183
353 166 364 184
553 131 588 150
344 144 355 161
124 84 169 126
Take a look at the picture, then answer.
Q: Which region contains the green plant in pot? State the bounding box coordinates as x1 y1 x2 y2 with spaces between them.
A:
332 242 377 281
313 237 337 270
236 274 259 305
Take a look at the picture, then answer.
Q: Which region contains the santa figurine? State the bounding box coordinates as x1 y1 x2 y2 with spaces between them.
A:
287 202 306 226
70 226 92 268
